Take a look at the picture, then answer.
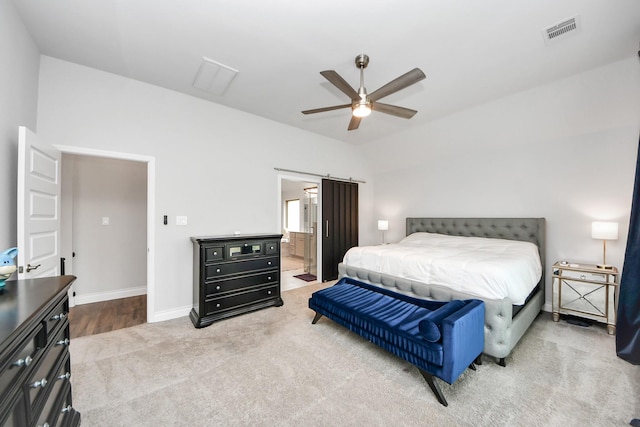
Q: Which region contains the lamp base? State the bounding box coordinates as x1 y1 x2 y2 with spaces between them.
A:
596 263 614 270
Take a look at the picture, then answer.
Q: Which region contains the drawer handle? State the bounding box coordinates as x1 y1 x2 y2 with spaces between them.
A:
267 261 272 265
216 268 221 273
268 276 272 280
51 312 66 321
216 285 221 290
580 275 586 280
267 290 272 295
30 378 48 389
216 303 221 308
56 338 70 347
12 355 33 368
38 423 50 427
61 405 73 414
58 372 71 381
213 251 218 256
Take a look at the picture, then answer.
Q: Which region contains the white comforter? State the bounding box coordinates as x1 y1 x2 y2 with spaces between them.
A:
342 232 542 305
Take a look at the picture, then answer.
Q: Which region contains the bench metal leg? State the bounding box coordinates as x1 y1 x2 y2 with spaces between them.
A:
418 369 448 407
498 357 506 367
311 312 323 324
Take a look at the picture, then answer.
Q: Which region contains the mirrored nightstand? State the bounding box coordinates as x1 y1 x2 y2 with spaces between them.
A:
552 261 619 334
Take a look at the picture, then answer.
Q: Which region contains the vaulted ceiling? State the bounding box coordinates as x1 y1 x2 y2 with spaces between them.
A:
11 0 640 145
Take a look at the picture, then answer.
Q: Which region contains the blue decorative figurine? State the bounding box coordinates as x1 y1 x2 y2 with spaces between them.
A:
0 247 18 288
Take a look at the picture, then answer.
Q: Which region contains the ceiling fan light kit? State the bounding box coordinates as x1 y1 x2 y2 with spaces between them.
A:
302 54 426 130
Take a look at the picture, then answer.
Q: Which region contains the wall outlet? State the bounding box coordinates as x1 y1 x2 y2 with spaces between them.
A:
176 216 188 226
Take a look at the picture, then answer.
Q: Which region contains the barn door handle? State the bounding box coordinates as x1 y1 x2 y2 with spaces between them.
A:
325 220 329 238
26 263 41 272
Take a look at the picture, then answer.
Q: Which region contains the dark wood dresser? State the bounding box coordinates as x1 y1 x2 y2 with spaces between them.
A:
0 275 81 427
190 234 283 328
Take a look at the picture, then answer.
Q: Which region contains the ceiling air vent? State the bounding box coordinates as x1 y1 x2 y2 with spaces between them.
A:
542 15 581 45
193 57 238 96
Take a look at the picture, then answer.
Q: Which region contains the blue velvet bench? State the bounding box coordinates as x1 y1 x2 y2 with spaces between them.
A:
308 277 485 406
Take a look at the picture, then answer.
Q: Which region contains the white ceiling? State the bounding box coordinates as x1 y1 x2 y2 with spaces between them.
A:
11 0 640 146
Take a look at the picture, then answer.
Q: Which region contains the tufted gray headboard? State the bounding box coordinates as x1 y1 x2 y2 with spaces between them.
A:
406 217 546 283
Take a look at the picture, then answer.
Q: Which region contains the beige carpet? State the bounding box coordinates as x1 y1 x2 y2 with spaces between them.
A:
70 283 639 426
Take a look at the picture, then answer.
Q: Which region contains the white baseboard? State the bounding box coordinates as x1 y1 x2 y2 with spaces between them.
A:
150 305 192 323
74 286 147 305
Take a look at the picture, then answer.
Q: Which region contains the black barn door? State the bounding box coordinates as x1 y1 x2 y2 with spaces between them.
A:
321 179 358 281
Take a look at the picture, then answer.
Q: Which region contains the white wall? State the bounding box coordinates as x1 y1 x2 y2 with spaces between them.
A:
36 56 374 320
364 56 640 308
0 0 40 251
62 154 147 303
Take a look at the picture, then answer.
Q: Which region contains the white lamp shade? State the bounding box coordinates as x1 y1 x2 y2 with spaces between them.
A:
377 220 389 231
591 221 618 240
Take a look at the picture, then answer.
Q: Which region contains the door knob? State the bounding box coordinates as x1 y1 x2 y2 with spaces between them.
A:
26 263 41 272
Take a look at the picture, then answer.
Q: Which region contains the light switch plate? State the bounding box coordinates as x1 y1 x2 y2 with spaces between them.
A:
176 216 188 226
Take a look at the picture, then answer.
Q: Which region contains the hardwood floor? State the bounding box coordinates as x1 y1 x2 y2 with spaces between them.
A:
68 295 146 339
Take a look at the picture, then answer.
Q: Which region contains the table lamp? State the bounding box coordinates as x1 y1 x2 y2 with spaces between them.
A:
591 221 618 269
378 220 389 244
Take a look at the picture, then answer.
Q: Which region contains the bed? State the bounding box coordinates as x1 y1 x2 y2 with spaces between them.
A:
338 217 546 365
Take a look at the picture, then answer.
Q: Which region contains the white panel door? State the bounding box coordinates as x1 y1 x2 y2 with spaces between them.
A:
17 126 61 279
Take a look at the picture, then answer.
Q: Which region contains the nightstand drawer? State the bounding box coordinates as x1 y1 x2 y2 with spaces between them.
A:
206 271 278 295
557 269 610 283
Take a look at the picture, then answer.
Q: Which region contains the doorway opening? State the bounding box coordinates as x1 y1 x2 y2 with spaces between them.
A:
62 153 148 336
57 145 156 324
279 176 320 291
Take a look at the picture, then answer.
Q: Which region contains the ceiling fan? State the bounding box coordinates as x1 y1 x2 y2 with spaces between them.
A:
302 54 426 131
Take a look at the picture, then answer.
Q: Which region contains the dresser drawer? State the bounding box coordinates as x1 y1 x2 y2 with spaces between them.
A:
52 387 78 427
0 385 28 426
25 325 70 415
265 241 279 255
33 355 72 427
43 299 69 338
205 257 278 279
206 271 278 296
205 285 279 315
204 246 224 262
0 323 44 409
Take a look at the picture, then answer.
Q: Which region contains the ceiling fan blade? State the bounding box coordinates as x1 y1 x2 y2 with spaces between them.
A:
368 68 426 102
372 102 418 119
302 104 351 115
320 70 360 101
347 115 361 131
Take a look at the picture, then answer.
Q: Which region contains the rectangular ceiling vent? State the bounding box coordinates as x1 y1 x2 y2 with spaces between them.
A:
193 57 238 96
542 15 581 45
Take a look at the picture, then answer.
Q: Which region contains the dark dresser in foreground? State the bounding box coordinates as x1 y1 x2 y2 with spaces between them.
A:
0 275 81 427
191 234 283 328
